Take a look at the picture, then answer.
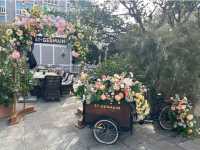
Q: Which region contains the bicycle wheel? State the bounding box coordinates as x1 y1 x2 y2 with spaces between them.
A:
93 119 119 145
159 106 174 130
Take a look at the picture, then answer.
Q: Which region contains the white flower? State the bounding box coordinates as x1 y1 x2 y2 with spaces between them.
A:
90 87 96 93
6 29 13 36
9 38 17 44
0 46 5 52
123 78 133 87
187 114 194 121
120 84 125 89
129 72 134 78
16 29 23 36
113 84 120 91
173 122 178 128
114 74 120 79
77 33 84 39
188 122 194 127
73 80 82 92
97 79 101 82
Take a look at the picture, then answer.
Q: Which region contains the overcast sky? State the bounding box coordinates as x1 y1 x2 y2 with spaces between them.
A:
93 0 155 23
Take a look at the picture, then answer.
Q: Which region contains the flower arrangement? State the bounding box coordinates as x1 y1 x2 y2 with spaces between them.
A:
74 72 150 120
170 95 200 136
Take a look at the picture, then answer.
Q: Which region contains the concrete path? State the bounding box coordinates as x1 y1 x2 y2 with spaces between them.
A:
0 96 199 150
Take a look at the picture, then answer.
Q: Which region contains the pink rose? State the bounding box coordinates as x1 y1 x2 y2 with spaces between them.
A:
72 50 80 58
115 95 122 101
11 50 20 60
100 94 107 100
55 17 66 35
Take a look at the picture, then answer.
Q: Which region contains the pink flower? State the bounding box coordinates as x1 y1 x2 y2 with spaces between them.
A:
100 94 107 100
95 82 101 90
55 17 66 35
11 50 20 60
21 17 29 27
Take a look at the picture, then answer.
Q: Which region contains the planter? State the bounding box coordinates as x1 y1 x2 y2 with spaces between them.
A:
0 105 12 119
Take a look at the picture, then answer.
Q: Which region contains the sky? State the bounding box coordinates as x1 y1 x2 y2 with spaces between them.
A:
93 0 155 23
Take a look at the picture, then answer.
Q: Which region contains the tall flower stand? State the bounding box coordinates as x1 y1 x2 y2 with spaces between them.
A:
9 64 36 125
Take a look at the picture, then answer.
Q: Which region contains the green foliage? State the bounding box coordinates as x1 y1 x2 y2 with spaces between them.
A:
114 22 200 101
0 50 15 106
92 55 133 78
74 85 87 99
0 48 33 106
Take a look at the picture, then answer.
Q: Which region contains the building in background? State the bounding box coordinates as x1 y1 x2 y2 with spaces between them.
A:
0 0 66 23
0 0 15 23
15 0 66 17
0 0 6 22
15 0 35 17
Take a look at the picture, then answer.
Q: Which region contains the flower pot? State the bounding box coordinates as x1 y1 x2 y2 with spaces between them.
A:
0 105 12 119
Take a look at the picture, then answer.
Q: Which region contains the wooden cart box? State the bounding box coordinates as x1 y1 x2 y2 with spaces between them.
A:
83 103 132 131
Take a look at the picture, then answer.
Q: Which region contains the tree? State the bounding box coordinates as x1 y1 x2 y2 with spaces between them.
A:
49 0 128 63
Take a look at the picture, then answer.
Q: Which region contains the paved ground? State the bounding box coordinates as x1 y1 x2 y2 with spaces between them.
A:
0 96 200 150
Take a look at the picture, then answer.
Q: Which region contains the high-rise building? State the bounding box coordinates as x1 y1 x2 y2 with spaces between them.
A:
0 0 7 22
0 0 66 23
0 0 15 23
15 0 66 17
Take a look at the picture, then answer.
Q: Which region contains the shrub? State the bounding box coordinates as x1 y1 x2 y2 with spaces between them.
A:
92 55 133 78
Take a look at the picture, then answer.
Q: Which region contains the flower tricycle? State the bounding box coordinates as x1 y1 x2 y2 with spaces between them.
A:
74 73 150 144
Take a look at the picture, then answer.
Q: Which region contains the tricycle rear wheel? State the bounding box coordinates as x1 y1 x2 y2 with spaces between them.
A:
159 106 174 130
92 119 119 145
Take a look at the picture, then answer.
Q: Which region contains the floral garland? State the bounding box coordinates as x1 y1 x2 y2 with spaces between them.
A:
73 72 150 120
170 95 200 136
1 5 87 60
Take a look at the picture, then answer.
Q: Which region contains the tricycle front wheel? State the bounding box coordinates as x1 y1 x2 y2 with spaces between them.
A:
93 119 119 145
159 106 174 130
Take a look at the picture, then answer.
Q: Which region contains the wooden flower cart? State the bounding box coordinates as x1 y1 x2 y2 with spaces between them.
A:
82 101 133 144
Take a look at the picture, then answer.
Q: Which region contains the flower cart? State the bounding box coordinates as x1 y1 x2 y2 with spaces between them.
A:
74 72 150 144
